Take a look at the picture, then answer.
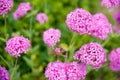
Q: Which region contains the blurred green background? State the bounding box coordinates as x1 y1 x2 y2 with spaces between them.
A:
0 0 120 80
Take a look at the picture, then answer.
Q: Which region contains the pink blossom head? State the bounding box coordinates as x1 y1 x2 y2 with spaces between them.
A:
114 10 120 24
0 66 10 80
13 2 32 19
108 48 120 71
91 13 112 40
45 61 67 80
36 13 48 24
65 62 87 80
5 36 31 58
101 0 120 8
43 28 61 48
74 42 106 69
66 8 92 34
0 0 13 16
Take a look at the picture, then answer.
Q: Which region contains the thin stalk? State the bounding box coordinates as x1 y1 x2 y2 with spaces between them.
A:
0 54 11 68
11 59 18 80
4 16 7 40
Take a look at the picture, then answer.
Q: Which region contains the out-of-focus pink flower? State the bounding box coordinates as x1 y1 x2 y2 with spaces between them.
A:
43 28 61 48
114 10 120 24
112 26 120 34
101 0 120 8
108 48 120 71
91 13 112 40
66 8 92 34
74 42 106 69
5 36 31 58
0 0 13 16
0 66 10 80
13 2 32 19
36 13 48 24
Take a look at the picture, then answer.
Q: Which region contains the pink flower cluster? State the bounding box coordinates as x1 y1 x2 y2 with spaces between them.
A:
74 42 106 69
45 61 86 80
36 13 48 24
13 2 32 19
0 0 13 16
91 13 112 40
0 66 10 80
66 8 92 34
114 10 120 24
108 48 120 71
43 28 61 48
66 8 112 40
101 0 120 8
5 36 31 58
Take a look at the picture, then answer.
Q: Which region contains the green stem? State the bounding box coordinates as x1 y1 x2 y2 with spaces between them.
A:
29 18 32 43
0 54 11 68
11 59 18 80
4 16 8 40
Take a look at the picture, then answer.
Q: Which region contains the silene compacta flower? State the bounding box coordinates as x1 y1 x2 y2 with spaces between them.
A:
91 13 112 40
66 8 92 34
13 2 32 19
43 28 61 48
108 48 120 71
5 36 31 58
0 0 13 16
0 66 10 80
101 0 120 8
114 10 120 24
74 42 106 69
36 13 48 24
45 61 86 80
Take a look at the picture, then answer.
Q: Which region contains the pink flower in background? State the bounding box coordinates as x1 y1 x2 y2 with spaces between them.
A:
0 0 13 16
108 48 120 71
65 62 86 80
0 66 10 80
66 8 92 34
74 42 106 69
43 28 61 48
5 36 31 58
101 0 120 8
112 26 120 34
114 10 120 24
36 13 48 24
45 61 67 80
45 61 87 80
13 2 32 19
91 13 112 40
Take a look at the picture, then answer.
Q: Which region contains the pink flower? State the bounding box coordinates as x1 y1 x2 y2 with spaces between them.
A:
108 48 120 71
0 0 13 16
74 42 106 69
45 61 87 80
45 61 67 80
112 26 120 34
114 10 120 24
66 8 92 34
101 0 120 8
65 62 86 80
43 28 61 48
13 2 32 19
91 13 112 40
5 36 31 58
36 13 48 24
0 66 10 80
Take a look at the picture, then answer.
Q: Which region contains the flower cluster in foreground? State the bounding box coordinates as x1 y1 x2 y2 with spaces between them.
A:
0 66 10 80
66 8 112 40
74 42 106 69
43 28 61 48
108 48 120 71
0 0 13 16
5 36 31 58
13 2 32 19
45 61 86 80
